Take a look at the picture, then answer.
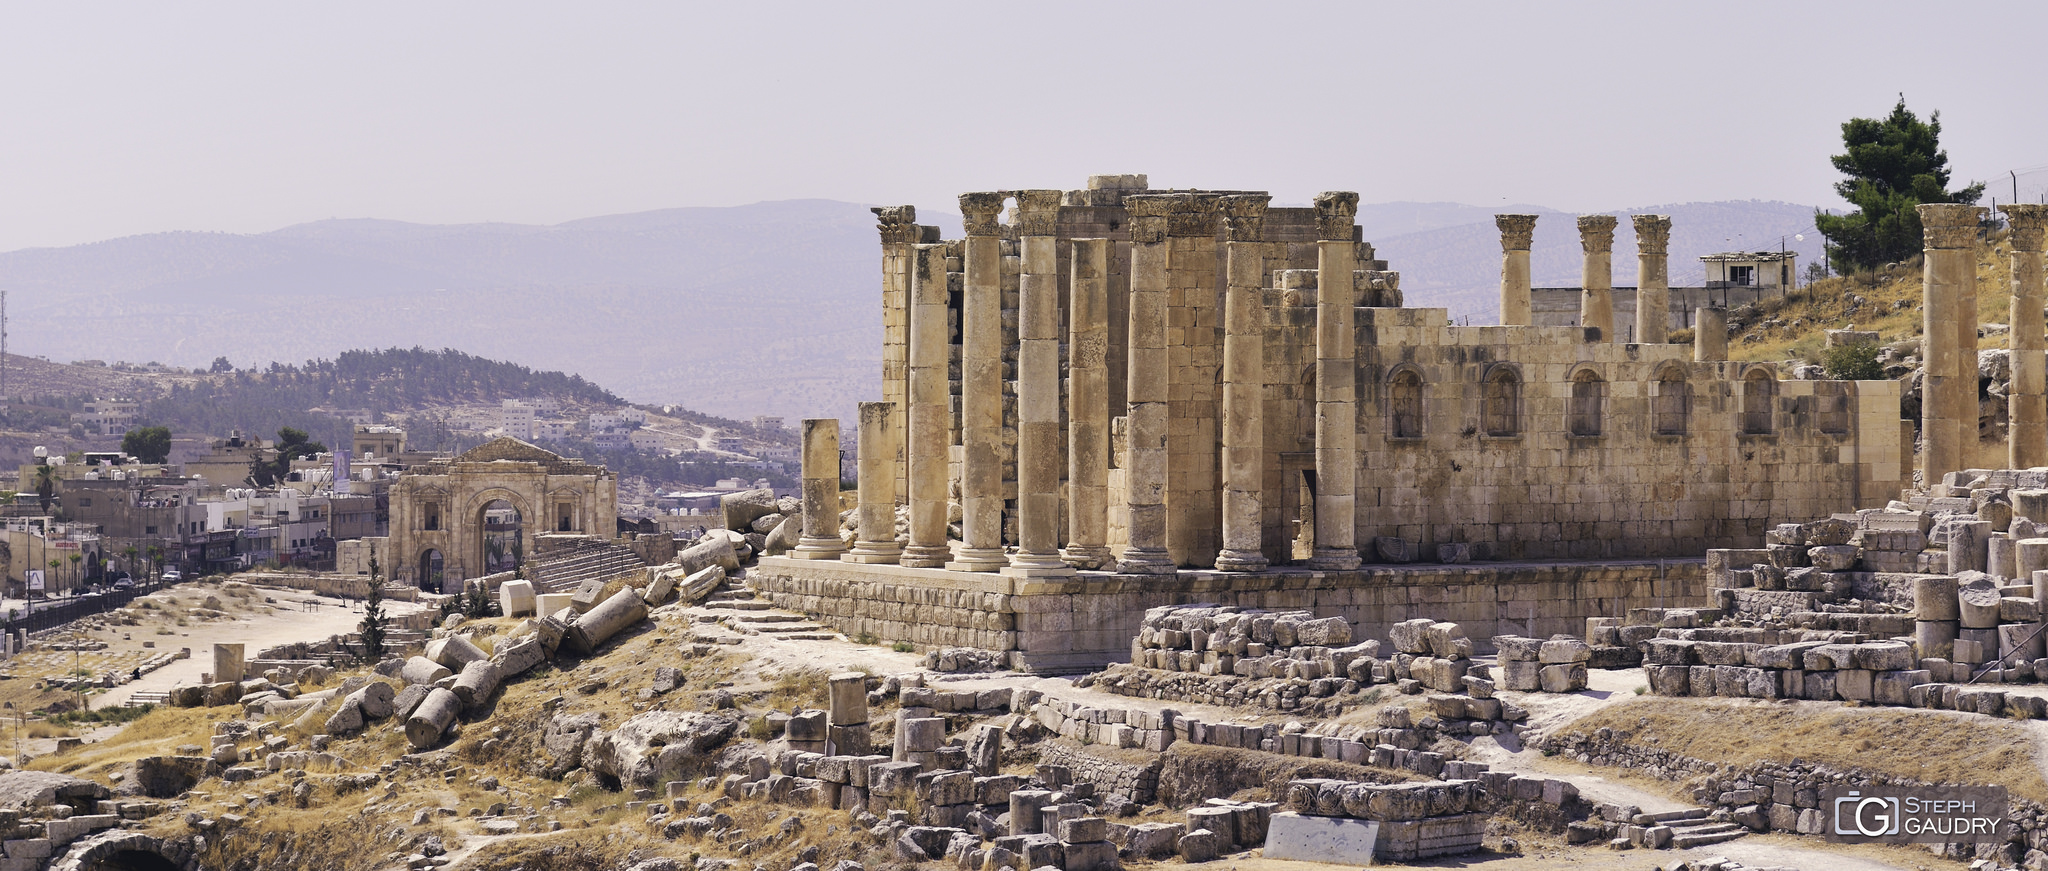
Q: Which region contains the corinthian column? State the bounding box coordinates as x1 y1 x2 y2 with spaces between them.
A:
1117 194 1176 574
1062 238 1113 569
1578 215 1617 340
1633 214 1672 344
1920 203 1988 487
1309 191 1361 571
900 244 952 568
874 205 919 496
844 401 902 564
1496 215 1537 325
1216 194 1271 573
2006 204 2048 469
947 192 1010 572
790 418 847 560
1004 190 1074 579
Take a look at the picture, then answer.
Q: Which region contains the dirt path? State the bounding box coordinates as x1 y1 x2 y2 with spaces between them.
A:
91 589 433 709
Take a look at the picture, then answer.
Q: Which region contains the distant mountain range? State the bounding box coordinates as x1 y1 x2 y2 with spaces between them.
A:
0 198 1833 422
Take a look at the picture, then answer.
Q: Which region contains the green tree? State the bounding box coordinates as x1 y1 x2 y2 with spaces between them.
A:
209 356 233 373
1821 341 1886 381
31 463 56 516
120 426 173 464
1814 97 1985 272
248 426 329 487
359 547 387 662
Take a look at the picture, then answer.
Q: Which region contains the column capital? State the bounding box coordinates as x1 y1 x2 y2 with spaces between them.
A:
871 205 920 244
1632 214 1672 255
1920 203 1987 249
1124 194 1173 243
2002 203 2048 253
959 192 1009 237
1167 193 1222 238
1577 215 1618 254
1220 194 1272 242
1495 214 1537 251
1313 191 1359 241
1012 190 1062 236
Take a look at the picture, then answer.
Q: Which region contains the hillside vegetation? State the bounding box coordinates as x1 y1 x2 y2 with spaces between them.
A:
1728 227 2018 365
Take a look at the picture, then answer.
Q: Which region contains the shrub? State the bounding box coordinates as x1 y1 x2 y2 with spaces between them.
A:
1821 341 1885 381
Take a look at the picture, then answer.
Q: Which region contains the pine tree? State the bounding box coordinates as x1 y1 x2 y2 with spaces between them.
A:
359 547 388 662
1814 96 1985 272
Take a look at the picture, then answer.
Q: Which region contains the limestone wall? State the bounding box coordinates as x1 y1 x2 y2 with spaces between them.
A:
1531 285 1791 338
749 557 1705 673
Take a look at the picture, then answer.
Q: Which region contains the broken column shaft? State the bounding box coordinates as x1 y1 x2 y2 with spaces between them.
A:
845 400 903 564
791 418 847 560
1920 203 1987 486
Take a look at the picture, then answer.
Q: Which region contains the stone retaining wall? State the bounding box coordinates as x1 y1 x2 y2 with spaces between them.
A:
1036 741 1162 806
750 557 1706 672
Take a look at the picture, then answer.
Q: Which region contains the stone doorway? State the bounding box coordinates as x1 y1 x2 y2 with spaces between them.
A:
417 549 443 592
481 499 523 574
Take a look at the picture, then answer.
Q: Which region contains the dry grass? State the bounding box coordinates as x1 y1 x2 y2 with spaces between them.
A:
27 704 224 777
1557 697 2048 804
1732 229 2018 365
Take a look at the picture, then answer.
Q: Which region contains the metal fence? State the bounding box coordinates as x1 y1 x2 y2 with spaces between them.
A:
8 579 169 637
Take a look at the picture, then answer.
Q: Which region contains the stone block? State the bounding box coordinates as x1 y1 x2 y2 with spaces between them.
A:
1262 812 1380 866
497 580 536 617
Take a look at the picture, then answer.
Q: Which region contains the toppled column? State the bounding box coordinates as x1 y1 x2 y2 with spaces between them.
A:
563 588 649 654
1216 193 1271 573
405 687 461 749
1694 308 1727 361
1920 203 1987 486
845 401 903 564
947 192 1010 573
1495 215 1537 325
1309 192 1362 571
451 660 502 709
1005 190 1074 579
1633 214 1672 344
1577 215 1618 341
1062 238 1113 570
791 418 847 560
902 243 953 569
1118 194 1176 574
2004 204 2048 468
212 643 245 683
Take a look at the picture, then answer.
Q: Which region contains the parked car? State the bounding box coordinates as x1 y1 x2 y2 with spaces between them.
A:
161 569 183 582
111 578 135 591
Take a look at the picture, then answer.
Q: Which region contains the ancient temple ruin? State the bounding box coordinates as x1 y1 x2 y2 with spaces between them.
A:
753 175 1910 672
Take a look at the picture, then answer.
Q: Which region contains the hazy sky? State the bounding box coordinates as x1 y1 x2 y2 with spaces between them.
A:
3 2 2044 252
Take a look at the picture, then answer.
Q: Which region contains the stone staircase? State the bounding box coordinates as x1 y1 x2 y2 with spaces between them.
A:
1640 807 1749 849
530 543 649 593
696 576 839 642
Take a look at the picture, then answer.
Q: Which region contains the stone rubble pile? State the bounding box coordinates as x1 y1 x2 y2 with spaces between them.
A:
1491 635 1591 692
1131 605 1370 681
1282 777 1499 861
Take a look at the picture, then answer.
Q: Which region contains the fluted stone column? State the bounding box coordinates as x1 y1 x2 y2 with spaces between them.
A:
1165 193 1224 568
2004 204 2048 469
844 401 902 564
1578 215 1617 340
1695 308 1727 362
1309 191 1361 571
1062 238 1113 569
791 418 847 560
948 192 1010 572
1004 191 1074 579
1118 194 1176 574
1633 214 1672 344
1216 194 1271 573
1921 203 1988 487
1496 215 1537 325
875 206 919 497
900 244 952 568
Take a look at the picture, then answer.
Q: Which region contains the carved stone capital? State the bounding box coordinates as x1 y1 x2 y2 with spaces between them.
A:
1577 215 1618 254
1123 194 1173 244
1920 203 1986 250
959 192 1009 238
1012 190 1062 237
2002 203 2048 253
1313 191 1360 241
1167 193 1222 238
1495 214 1537 251
872 205 920 245
1219 194 1272 242
1632 214 1672 255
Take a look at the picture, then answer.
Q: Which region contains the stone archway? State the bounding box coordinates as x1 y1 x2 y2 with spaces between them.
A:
52 831 200 871
478 498 525 575
418 549 444 592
